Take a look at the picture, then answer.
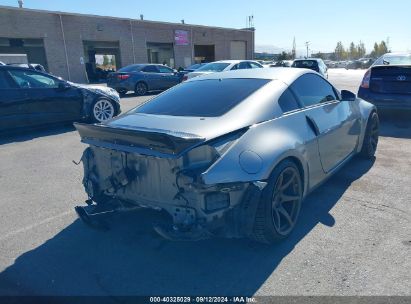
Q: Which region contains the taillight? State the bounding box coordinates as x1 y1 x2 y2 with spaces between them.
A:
117 74 130 80
360 69 371 88
182 75 188 81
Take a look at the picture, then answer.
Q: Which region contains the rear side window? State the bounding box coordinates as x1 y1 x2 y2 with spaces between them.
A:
249 62 263 69
157 66 174 73
290 74 337 107
135 78 270 117
278 89 300 113
142 65 159 73
237 62 250 69
118 65 142 72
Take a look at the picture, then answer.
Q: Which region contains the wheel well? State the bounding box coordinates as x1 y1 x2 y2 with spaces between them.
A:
282 156 305 193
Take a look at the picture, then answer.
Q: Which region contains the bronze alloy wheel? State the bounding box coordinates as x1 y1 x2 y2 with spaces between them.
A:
271 166 302 236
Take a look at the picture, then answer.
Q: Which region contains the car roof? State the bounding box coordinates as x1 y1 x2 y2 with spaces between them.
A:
186 67 313 85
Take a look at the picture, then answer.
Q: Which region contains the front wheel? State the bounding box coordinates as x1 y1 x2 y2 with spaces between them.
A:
90 99 115 123
251 160 303 244
360 112 379 159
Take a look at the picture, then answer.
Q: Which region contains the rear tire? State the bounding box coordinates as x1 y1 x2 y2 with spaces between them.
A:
251 160 303 244
135 82 148 96
360 112 379 159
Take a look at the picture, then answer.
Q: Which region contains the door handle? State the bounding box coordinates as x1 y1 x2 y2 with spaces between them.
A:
306 115 320 136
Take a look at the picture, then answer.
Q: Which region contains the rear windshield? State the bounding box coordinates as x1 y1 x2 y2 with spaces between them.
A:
118 65 143 72
292 60 318 68
374 54 411 66
134 78 270 117
196 62 230 72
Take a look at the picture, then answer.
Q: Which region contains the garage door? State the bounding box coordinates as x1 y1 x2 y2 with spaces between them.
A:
230 41 246 60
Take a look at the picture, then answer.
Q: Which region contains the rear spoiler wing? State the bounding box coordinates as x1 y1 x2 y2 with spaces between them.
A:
74 122 205 158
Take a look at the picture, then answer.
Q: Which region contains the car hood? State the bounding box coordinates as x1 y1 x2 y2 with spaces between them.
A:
69 82 120 100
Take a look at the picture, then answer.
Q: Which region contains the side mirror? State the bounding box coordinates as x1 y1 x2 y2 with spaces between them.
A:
341 90 356 101
58 81 71 90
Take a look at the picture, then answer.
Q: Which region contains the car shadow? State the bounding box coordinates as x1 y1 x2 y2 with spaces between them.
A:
378 110 411 139
0 123 76 145
0 157 375 296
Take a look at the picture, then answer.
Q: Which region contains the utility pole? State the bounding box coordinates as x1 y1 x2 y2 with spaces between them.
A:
292 37 296 59
305 41 310 58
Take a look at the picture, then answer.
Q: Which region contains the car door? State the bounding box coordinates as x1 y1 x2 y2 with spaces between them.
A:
290 73 360 173
0 69 29 131
141 65 164 90
7 69 83 126
156 65 180 88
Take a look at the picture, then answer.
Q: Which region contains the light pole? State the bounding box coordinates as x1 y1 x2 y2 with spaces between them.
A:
305 41 310 58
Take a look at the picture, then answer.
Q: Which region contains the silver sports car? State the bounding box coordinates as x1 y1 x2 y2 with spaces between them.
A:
74 68 379 243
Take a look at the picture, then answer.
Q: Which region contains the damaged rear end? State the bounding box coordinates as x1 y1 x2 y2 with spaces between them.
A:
74 122 261 240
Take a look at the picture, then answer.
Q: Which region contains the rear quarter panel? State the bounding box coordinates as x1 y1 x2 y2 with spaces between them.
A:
201 111 326 196
355 98 377 153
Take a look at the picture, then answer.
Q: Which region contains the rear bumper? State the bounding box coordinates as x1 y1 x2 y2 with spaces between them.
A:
77 143 264 240
358 87 411 110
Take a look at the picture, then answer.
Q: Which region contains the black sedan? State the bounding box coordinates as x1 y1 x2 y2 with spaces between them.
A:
358 53 411 111
0 66 121 132
107 64 182 97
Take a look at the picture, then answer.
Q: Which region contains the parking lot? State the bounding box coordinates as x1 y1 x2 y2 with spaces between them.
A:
0 68 410 296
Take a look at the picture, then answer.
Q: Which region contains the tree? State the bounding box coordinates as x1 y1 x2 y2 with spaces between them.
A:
103 55 110 66
334 41 347 61
277 51 293 61
312 52 326 59
378 41 388 55
357 41 366 58
349 42 357 60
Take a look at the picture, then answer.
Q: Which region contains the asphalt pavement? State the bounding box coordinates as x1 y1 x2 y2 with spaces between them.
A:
0 68 410 297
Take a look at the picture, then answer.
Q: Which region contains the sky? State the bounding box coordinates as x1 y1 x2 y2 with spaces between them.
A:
2 0 411 56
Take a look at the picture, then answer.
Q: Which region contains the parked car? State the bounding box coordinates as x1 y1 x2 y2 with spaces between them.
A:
180 63 207 74
186 60 263 80
74 68 378 243
107 64 182 96
358 58 374 69
334 61 348 68
8 63 47 73
272 60 293 67
0 66 121 132
178 63 207 80
358 53 411 111
291 58 328 78
346 60 362 70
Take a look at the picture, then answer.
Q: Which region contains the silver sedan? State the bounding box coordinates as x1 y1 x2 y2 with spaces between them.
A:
74 68 379 243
